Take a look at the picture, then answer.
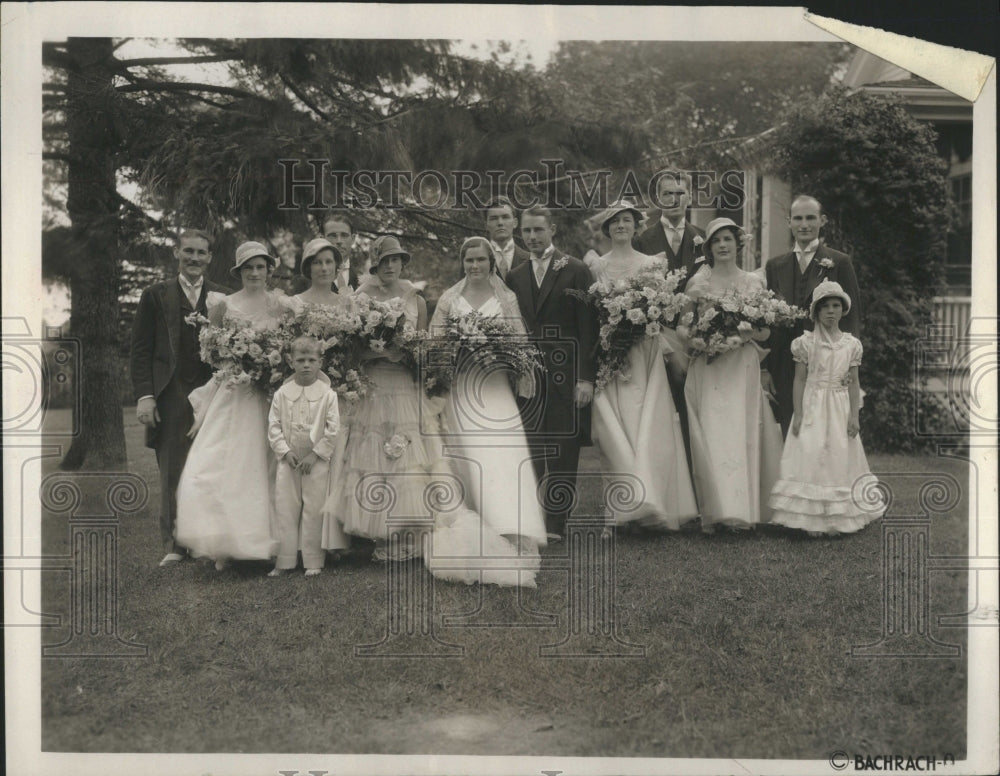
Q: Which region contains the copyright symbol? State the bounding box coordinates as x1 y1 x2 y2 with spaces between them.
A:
829 751 849 770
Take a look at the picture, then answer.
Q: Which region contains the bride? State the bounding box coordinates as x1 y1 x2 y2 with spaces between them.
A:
426 236 547 587
590 201 698 529
176 241 292 569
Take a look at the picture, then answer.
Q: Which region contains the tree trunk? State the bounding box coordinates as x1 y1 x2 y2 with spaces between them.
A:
60 38 127 470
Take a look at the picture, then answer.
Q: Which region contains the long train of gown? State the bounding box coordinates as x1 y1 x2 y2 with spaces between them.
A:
427 354 547 586
425 296 546 587
685 341 784 529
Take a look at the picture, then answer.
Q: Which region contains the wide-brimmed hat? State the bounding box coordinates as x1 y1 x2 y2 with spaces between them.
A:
368 235 410 274
230 241 277 277
599 199 645 236
809 279 852 319
300 237 343 279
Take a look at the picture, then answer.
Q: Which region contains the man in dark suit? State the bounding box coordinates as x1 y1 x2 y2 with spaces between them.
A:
130 230 229 567
763 195 862 436
322 211 361 293
506 206 598 540
634 168 705 466
634 168 705 289
485 196 529 281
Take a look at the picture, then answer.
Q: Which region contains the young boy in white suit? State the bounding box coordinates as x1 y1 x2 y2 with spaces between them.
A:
267 336 340 576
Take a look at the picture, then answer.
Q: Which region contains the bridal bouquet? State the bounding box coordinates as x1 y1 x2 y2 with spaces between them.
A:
417 312 542 398
680 286 806 363
352 293 412 356
570 267 690 391
185 312 289 397
287 302 367 401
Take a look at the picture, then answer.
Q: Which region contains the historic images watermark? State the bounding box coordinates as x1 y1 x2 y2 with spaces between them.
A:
277 159 746 212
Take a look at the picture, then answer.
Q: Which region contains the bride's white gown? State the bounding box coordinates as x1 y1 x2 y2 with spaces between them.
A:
175 292 287 561
426 295 547 587
591 254 699 529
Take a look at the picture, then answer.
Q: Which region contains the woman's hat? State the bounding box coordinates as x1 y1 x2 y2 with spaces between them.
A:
230 241 277 277
809 279 852 319
368 235 410 274
598 199 645 236
703 217 746 247
300 237 343 279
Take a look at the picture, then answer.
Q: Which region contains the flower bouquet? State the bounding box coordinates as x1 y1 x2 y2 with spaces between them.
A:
287 302 368 401
680 286 806 363
185 312 289 398
570 267 690 391
417 311 542 398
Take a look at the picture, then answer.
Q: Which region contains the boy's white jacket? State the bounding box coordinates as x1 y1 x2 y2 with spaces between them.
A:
267 380 340 460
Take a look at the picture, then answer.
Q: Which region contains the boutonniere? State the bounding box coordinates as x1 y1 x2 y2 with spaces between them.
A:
692 235 705 249
552 257 569 272
818 258 834 270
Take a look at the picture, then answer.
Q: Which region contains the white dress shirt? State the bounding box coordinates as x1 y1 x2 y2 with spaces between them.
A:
490 239 515 278
794 238 821 274
531 245 554 285
178 274 204 310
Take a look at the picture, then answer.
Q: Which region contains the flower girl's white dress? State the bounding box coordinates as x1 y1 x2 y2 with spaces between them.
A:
769 330 885 533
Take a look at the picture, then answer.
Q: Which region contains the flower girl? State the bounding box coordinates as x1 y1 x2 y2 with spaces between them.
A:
769 281 885 535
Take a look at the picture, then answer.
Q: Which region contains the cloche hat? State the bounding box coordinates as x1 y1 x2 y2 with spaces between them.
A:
809 279 852 319
368 235 410 274
230 241 277 277
300 237 343 280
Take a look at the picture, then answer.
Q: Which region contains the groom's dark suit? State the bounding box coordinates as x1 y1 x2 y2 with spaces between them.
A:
506 249 597 534
130 276 228 552
764 244 861 436
634 219 705 292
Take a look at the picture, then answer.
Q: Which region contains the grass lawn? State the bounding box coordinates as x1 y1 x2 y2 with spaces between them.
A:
39 409 969 758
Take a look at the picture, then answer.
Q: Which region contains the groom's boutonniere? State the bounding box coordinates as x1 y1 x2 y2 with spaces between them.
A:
692 235 705 249
818 257 834 270
552 256 569 272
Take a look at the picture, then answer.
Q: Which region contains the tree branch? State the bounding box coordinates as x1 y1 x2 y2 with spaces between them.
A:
115 54 241 69
280 74 330 121
116 80 264 100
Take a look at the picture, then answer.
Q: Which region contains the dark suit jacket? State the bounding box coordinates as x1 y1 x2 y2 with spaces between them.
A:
129 277 228 445
763 245 862 427
634 220 705 289
506 249 597 442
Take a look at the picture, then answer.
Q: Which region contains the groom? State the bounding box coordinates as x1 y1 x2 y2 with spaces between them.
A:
130 229 228 567
762 195 862 436
506 206 598 539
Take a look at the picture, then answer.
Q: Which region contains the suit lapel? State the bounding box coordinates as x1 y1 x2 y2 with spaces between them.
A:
164 280 182 359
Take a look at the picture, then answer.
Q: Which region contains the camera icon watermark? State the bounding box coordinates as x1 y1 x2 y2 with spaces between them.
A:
2 317 80 436
914 316 997 438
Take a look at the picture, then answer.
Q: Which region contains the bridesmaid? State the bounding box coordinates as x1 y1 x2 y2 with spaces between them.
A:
291 237 354 555
682 218 784 531
334 236 441 561
590 200 698 530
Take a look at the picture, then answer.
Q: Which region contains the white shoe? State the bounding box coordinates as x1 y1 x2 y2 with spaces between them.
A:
159 553 184 567
304 568 322 577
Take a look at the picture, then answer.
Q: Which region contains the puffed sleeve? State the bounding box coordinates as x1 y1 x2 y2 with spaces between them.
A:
848 335 863 368
207 295 228 326
685 265 711 299
790 333 810 364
